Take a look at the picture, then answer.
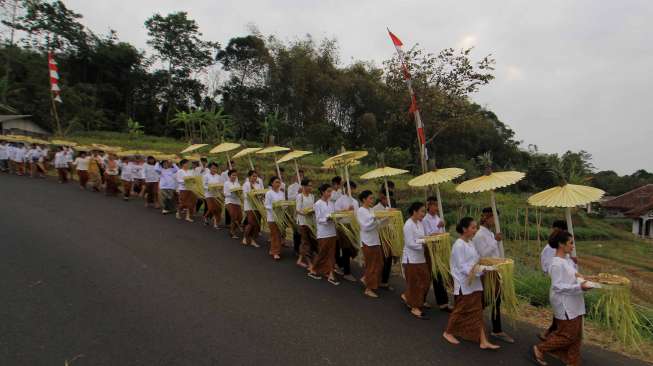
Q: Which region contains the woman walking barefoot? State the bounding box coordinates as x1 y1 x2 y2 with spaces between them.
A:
203 162 224 229
307 184 340 286
443 217 500 350
265 176 286 259
223 169 243 239
175 159 197 222
295 178 316 268
401 202 432 319
242 170 263 247
357 190 386 299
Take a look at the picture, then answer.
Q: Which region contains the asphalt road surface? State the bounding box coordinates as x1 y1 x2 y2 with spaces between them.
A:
0 174 647 366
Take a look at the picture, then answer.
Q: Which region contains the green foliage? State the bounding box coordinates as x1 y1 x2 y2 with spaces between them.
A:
127 118 144 137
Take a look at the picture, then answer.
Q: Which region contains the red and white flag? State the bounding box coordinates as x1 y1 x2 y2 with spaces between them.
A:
387 29 425 146
48 51 62 103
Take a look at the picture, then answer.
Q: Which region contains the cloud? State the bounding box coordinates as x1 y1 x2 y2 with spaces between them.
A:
456 34 478 49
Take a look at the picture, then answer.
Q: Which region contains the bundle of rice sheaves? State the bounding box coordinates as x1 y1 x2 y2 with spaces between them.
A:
183 175 205 199
207 183 224 205
272 200 296 233
373 210 404 257
230 186 244 203
301 206 317 237
423 233 452 285
585 273 643 349
331 211 360 250
473 257 519 319
247 189 269 228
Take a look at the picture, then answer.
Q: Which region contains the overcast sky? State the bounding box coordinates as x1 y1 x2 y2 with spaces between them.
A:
65 0 653 175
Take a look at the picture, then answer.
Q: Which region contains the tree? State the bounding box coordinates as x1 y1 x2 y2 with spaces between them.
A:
144 12 219 124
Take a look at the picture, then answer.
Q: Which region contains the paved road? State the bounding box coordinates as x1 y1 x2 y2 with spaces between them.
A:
0 174 647 366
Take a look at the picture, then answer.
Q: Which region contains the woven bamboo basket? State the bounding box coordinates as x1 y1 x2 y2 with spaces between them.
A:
423 233 452 284
585 273 642 349
373 210 404 257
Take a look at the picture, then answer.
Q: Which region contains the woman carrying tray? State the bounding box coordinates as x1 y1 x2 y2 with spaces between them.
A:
243 170 263 247
203 162 224 229
357 190 386 298
295 178 316 268
307 183 340 285
223 169 242 239
264 176 286 260
443 217 500 350
532 231 592 366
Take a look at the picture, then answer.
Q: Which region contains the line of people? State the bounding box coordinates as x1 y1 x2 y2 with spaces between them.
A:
1 143 592 364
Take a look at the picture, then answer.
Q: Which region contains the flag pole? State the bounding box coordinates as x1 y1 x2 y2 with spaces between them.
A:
387 28 428 175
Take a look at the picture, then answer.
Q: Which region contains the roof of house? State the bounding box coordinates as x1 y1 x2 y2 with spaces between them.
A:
601 184 653 217
0 115 31 123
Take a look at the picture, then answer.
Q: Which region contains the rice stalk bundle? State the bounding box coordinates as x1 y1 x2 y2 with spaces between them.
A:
373 210 404 257
301 207 317 237
586 273 642 350
183 175 205 199
207 183 224 205
272 200 296 233
424 233 452 286
230 186 244 204
248 189 268 228
477 257 519 319
331 211 361 250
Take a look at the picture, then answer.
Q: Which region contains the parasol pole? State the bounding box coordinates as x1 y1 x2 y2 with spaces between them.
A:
226 152 232 170
490 190 504 257
344 163 352 197
248 156 255 170
384 176 391 209
435 184 445 225
565 207 577 257
274 153 282 183
294 159 301 185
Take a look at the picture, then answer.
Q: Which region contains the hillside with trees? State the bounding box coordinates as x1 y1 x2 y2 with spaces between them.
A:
0 0 650 194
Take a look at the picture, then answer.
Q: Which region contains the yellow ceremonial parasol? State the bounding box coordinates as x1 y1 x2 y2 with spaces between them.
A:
232 147 262 170
528 184 605 256
183 153 203 162
456 168 525 250
28 137 50 145
256 146 291 182
360 166 409 208
209 142 241 169
180 143 208 154
408 167 466 224
323 150 368 197
51 139 78 147
277 150 312 184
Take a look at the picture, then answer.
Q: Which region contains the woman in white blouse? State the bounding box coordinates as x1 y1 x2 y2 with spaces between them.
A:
242 170 263 247
357 190 385 298
223 169 242 239
264 176 286 260
443 217 499 350
143 156 161 209
175 159 196 222
72 151 90 190
401 202 431 319
295 178 316 268
119 156 132 200
307 183 340 285
203 162 224 229
533 231 591 366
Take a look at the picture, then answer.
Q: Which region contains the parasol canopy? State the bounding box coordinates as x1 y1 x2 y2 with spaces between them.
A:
322 150 368 167
455 171 525 194
209 142 241 154
527 184 605 208
180 143 208 154
408 168 466 187
232 147 262 159
528 183 605 258
408 167 465 226
360 166 408 209
360 166 409 180
183 153 203 161
322 159 360 169
256 146 290 155
51 139 78 146
277 150 312 164
75 145 92 152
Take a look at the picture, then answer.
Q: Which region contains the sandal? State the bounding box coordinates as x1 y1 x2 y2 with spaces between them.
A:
328 277 340 286
307 273 322 280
